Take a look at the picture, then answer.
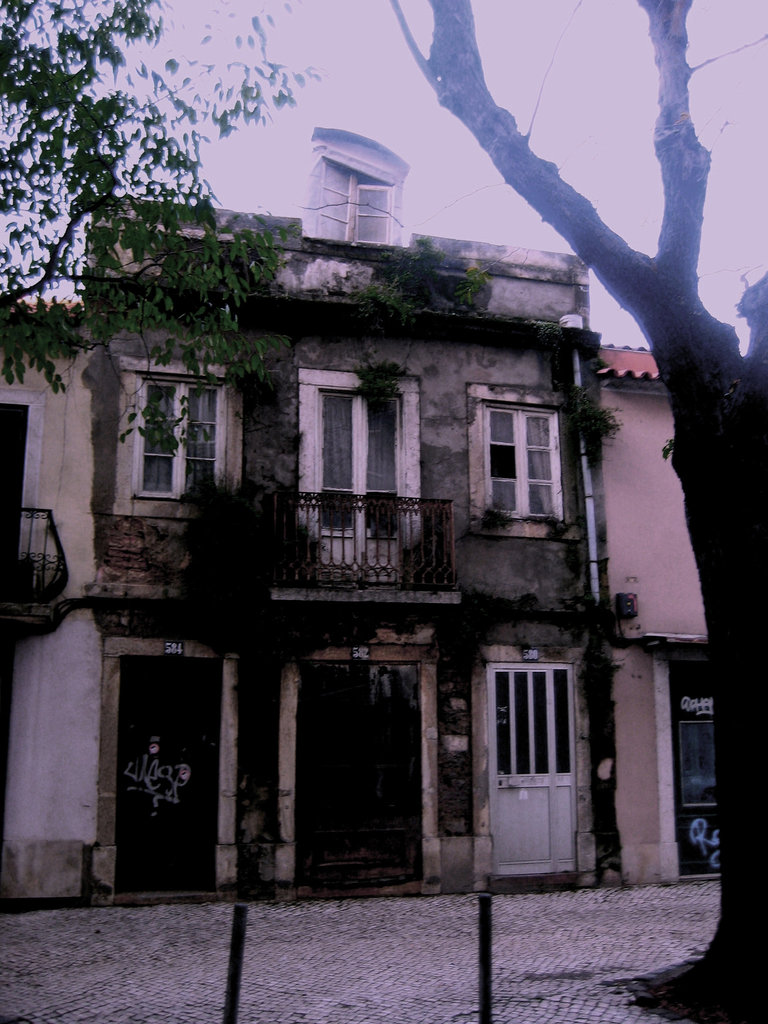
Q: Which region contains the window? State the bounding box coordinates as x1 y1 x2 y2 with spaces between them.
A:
136 381 220 498
298 369 420 498
467 384 563 525
487 407 559 517
321 392 397 496
319 162 393 244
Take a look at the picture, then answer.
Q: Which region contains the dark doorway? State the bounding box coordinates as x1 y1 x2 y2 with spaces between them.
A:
669 661 719 875
115 657 221 892
296 661 421 889
0 404 28 600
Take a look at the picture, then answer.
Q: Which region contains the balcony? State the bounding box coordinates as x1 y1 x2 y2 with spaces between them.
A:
272 492 456 592
0 509 69 603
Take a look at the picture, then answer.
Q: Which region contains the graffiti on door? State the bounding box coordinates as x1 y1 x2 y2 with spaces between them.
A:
123 738 192 813
688 817 720 871
670 663 720 876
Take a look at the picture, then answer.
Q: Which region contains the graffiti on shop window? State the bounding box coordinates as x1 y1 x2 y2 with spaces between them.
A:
680 696 714 717
689 817 720 871
123 739 191 812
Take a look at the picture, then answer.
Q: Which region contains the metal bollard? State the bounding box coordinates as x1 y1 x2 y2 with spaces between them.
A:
223 902 248 1024
479 893 492 1024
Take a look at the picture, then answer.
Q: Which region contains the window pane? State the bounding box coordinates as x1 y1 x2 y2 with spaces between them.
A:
554 669 570 773
187 422 216 461
321 163 350 238
679 722 717 805
526 416 550 448
527 449 551 482
143 454 173 493
533 671 549 773
528 483 553 516
490 410 516 444
322 395 353 490
187 389 217 461
144 385 174 455
359 187 390 213
324 162 351 193
357 216 389 244
189 388 216 423
495 672 511 776
185 456 214 492
491 444 516 480
514 672 530 774
367 401 397 492
142 385 174 492
357 186 390 243
492 479 517 511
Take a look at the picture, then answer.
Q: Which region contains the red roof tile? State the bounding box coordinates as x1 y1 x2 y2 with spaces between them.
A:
598 346 660 381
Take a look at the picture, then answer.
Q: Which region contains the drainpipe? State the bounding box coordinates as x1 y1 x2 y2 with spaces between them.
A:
561 318 601 604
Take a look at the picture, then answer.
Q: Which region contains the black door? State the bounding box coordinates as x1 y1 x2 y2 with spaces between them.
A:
115 657 221 892
670 661 720 875
0 405 27 599
296 661 421 888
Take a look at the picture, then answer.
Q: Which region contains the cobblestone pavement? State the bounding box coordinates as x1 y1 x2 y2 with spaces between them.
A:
1 881 718 1024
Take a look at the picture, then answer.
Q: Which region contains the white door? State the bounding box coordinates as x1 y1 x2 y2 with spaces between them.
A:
489 665 576 875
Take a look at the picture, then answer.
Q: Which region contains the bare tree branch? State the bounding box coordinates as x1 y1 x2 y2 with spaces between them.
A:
636 0 710 292
407 1 658 325
691 31 768 73
389 0 434 82
739 270 768 362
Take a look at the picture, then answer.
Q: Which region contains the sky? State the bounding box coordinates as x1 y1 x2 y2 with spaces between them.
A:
162 0 768 350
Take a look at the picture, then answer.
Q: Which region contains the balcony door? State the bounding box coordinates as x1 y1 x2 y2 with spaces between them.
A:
0 404 28 599
319 392 399 583
489 665 577 875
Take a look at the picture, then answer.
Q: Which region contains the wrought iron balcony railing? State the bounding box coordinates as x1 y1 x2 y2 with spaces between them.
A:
1 509 69 603
272 492 456 590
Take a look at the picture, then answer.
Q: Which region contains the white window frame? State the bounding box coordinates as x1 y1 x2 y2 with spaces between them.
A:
468 383 563 525
298 369 420 497
131 377 226 500
485 404 560 518
319 163 394 245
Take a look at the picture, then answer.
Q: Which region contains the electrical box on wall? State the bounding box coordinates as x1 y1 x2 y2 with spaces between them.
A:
616 592 638 618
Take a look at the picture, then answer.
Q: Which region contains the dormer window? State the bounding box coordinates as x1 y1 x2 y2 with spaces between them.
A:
320 162 393 244
306 128 409 246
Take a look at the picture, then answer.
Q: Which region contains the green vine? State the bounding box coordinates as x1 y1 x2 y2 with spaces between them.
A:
354 282 418 331
531 320 565 349
455 265 491 306
566 385 620 465
354 236 444 330
355 360 403 408
481 508 513 529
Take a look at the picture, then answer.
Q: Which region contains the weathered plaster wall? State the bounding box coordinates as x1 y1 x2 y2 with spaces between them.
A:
1 360 95 595
1 613 102 898
612 644 672 884
601 383 705 638
600 375 707 884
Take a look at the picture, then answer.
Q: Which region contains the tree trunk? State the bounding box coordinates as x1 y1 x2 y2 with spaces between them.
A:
663 336 766 1021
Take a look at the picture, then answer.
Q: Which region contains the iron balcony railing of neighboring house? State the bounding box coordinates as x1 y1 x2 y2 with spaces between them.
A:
272 492 456 590
2 509 69 603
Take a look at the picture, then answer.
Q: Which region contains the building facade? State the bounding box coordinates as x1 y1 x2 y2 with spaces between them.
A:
598 347 716 884
1 133 714 905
